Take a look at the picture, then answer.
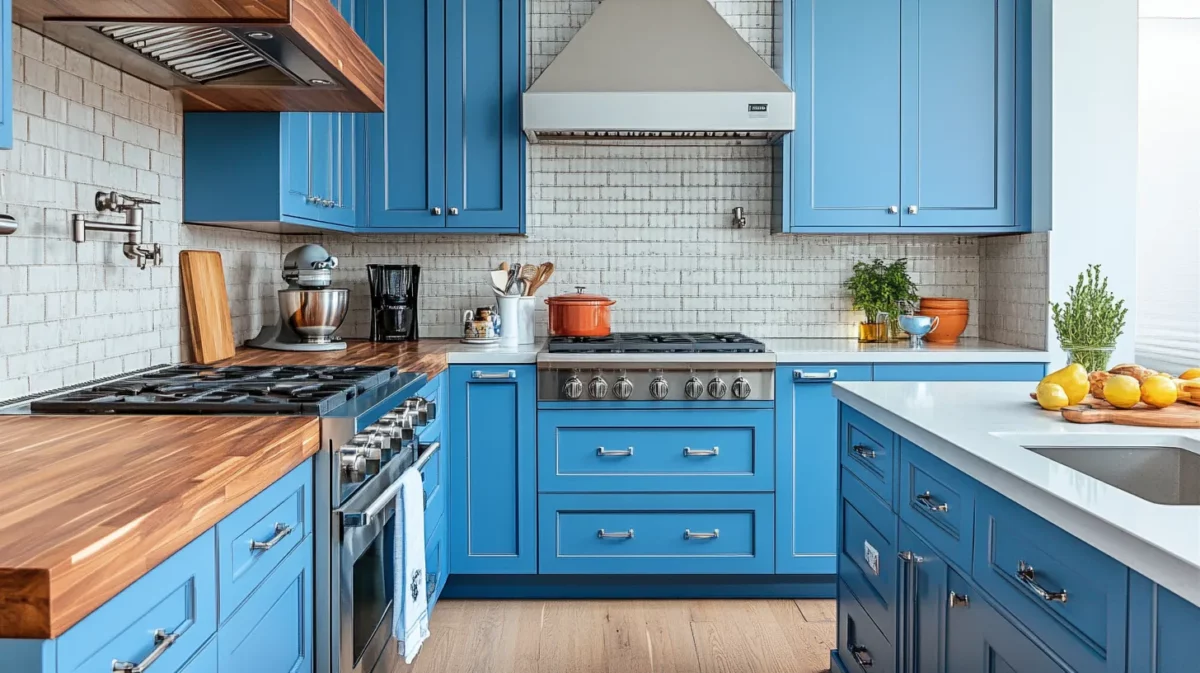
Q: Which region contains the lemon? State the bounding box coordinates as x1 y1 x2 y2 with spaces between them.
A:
1180 368 1200 381
1039 363 1089 405
1103 374 1142 409
1035 382 1070 411
1141 374 1178 409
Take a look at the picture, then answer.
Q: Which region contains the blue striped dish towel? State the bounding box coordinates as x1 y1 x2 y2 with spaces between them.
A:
393 466 429 663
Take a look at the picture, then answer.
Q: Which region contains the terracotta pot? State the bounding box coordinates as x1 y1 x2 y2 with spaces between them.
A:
545 287 616 337
919 297 970 311
918 308 969 343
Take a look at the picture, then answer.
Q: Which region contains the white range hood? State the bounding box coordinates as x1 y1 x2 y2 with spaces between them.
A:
522 0 795 143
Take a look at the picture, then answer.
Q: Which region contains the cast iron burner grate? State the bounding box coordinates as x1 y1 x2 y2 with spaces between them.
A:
548 332 766 354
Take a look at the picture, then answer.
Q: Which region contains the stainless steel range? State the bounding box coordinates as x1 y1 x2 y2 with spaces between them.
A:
6 363 436 673
537 332 774 402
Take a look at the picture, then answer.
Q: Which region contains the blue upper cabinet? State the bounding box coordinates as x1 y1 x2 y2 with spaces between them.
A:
780 0 1029 234
0 0 11 151
364 0 524 233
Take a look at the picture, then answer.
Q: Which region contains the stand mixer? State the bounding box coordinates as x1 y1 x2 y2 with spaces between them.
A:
247 244 350 352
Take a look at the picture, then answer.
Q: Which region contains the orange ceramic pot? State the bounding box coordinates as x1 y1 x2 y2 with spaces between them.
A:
918 297 969 344
545 287 616 337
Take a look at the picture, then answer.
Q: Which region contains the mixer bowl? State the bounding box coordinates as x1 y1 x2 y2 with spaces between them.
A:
279 288 349 342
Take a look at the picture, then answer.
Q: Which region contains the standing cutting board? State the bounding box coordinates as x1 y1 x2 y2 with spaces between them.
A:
1062 403 1200 428
180 250 235 364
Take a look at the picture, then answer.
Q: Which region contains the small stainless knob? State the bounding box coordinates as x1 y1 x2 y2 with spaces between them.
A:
341 452 368 474
707 377 728 399
431 207 442 216
731 377 752 399
404 397 430 425
649 377 669 400
563 375 584 400
588 375 609 399
684 377 705 400
613 377 634 400
449 207 460 215
908 205 919 215
888 205 899 214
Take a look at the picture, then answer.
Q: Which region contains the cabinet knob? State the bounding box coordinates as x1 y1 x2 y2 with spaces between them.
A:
431 207 442 216
888 205 899 214
907 205 919 215
449 207 460 216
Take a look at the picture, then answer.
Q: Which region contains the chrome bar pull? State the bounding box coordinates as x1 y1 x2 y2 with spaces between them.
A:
850 645 874 668
597 528 634 539
112 629 180 672
851 444 877 459
249 522 293 552
794 369 838 381
948 591 970 608
1017 561 1068 603
471 369 516 380
682 446 719 457
916 491 949 513
684 528 720 540
596 446 634 457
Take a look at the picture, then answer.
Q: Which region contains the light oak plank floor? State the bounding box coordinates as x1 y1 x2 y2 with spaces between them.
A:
395 599 835 673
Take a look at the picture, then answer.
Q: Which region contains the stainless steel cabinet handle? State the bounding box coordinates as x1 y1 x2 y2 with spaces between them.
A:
948 591 970 608
916 491 949 513
471 369 516 380
888 205 899 214
851 444 876 460
249 522 293 552
1017 561 1068 603
907 205 919 215
414 441 441 471
306 195 320 204
431 207 442 216
850 645 874 668
597 528 634 539
684 528 719 540
596 446 634 457
448 207 459 215
682 446 719 457
794 369 838 381
112 629 179 673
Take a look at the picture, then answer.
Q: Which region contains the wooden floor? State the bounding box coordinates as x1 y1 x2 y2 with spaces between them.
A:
395 599 836 673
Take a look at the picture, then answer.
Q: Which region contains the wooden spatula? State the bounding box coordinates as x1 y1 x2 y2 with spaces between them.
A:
180 250 235 364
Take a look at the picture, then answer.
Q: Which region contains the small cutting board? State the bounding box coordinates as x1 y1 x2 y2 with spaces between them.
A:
180 250 235 364
1061 403 1200 428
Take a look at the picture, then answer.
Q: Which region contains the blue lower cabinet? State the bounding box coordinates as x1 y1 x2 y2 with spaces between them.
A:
872 363 1047 382
449 365 537 574
1129 573 1200 673
945 568 1069 672
219 535 314 673
837 579 895 673
840 405 898 508
899 440 975 571
776 364 872 574
899 523 948 673
539 493 774 574
180 636 218 672
425 513 449 612
839 469 899 641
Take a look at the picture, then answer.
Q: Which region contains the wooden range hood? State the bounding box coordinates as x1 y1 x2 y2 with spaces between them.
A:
14 0 384 112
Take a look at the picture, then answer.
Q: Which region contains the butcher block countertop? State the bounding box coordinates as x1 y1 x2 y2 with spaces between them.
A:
223 338 547 375
0 415 320 639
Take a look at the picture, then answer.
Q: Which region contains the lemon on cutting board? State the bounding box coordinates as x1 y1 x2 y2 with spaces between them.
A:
1035 382 1070 411
1103 374 1142 409
1141 374 1178 408
1038 363 1089 406
1180 368 1200 381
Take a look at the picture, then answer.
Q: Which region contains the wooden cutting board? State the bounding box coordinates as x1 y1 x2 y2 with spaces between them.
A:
1061 403 1200 428
180 250 235 364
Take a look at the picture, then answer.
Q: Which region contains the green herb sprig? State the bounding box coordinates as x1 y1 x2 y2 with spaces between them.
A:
1052 264 1127 372
844 258 920 324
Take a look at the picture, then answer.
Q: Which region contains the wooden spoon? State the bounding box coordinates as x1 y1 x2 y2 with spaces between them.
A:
526 262 555 295
517 264 538 295
498 261 510 272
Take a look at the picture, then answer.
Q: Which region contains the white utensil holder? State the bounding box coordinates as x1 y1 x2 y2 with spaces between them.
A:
497 295 519 346
518 296 536 345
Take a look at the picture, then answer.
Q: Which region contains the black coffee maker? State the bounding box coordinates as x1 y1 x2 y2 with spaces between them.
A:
367 264 420 342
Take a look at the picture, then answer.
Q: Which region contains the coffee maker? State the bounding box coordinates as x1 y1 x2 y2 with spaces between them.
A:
367 264 420 341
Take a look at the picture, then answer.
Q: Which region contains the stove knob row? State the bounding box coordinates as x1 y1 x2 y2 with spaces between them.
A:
613 376 634 400
731 377 752 399
403 396 436 424
649 376 670 400
707 377 728 399
684 377 705 400
588 375 609 399
563 374 584 400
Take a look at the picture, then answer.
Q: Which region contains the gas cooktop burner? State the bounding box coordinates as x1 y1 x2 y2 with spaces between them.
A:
547 332 766 354
29 364 401 415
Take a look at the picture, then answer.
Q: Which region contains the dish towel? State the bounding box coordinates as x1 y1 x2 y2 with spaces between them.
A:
393 466 429 663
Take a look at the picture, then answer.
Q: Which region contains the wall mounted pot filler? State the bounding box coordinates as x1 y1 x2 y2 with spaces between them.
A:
71 191 162 269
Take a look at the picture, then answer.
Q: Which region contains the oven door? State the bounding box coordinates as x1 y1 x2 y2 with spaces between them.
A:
336 469 401 673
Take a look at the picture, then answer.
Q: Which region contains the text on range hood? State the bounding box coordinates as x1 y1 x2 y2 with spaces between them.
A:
14 0 385 113
522 0 795 143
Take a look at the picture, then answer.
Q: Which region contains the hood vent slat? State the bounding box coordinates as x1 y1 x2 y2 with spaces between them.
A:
99 25 270 83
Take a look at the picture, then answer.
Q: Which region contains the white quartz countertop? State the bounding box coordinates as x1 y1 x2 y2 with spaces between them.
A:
766 338 1052 364
833 381 1200 606
444 340 546 364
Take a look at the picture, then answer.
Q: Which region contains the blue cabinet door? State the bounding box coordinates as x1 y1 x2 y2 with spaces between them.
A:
0 0 11 150
218 536 313 673
449 365 536 574
443 0 523 231
364 0 447 229
899 523 947 673
1128 574 1200 673
776 364 872 574
900 0 1025 229
944 568 1069 672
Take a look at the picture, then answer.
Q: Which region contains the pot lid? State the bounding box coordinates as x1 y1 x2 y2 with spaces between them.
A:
547 286 616 304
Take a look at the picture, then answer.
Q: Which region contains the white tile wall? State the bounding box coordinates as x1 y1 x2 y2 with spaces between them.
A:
980 233 1050 350
0 29 283 398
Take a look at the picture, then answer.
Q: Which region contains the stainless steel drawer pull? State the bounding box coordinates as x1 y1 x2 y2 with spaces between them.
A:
597 446 634 457
112 628 179 673
850 645 874 668
948 591 970 608
472 369 516 380
1017 561 1068 603
414 441 442 471
851 444 876 459
683 446 719 457
684 528 719 540
249 522 293 552
794 369 838 381
597 528 634 539
916 491 949 513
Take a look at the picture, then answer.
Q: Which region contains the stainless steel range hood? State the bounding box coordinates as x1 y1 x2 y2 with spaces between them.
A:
522 0 794 143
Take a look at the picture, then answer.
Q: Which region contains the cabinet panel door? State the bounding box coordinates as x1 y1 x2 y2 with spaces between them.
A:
219 536 313 673
0 0 11 150
449 365 537 574
324 0 364 228
945 569 1069 673
899 524 947 673
901 0 1021 228
364 0 447 228
281 113 328 223
790 0 902 228
776 365 872 574
443 0 523 230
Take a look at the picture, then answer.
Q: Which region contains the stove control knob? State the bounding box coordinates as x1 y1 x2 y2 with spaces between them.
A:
649 376 669 400
341 451 368 475
379 410 416 440
563 375 584 400
613 376 634 400
404 398 430 425
684 377 705 400
588 375 609 399
732 377 752 399
707 377 728 399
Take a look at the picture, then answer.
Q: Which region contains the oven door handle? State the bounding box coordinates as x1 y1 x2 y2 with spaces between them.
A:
342 442 438 528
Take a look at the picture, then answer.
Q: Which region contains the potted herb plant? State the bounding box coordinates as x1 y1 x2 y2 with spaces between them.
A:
1052 264 1128 373
845 258 920 343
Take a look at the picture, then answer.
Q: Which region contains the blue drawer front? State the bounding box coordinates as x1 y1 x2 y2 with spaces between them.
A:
539 493 774 574
217 459 311 623
841 405 897 508
899 440 975 571
219 535 313 673
420 432 446 542
425 513 449 612
872 363 1047 382
538 409 773 492
58 529 217 673
839 469 898 642
974 489 1127 673
837 579 896 673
